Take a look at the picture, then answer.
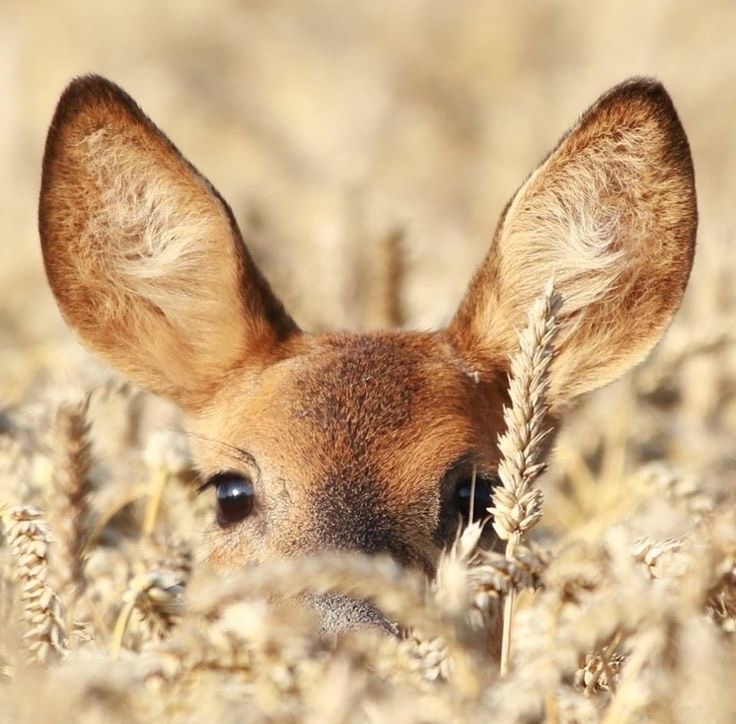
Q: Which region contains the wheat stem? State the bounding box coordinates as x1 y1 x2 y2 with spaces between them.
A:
142 468 171 537
141 431 191 537
500 565 516 675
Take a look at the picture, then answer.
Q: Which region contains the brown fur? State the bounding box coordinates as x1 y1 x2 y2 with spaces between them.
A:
193 331 508 575
450 78 697 404
38 75 697 631
39 76 296 410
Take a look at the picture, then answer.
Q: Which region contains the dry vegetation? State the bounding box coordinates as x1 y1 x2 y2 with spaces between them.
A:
2 2 736 722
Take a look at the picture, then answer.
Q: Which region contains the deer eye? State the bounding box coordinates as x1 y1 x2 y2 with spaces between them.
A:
209 472 255 526
455 473 499 523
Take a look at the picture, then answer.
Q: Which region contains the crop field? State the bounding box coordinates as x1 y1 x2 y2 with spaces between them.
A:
1 2 736 722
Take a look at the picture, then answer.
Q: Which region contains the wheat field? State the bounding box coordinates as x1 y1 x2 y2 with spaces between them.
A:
2 2 736 722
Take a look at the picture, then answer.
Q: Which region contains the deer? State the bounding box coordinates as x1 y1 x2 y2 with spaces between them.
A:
38 75 696 634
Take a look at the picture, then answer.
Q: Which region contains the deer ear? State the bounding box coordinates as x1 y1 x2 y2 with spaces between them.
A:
449 78 697 406
40 75 298 410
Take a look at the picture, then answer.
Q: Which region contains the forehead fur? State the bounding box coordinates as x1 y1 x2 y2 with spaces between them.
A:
200 331 505 474
291 333 473 445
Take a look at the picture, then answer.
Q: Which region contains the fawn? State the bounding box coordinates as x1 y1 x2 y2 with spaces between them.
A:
39 76 696 633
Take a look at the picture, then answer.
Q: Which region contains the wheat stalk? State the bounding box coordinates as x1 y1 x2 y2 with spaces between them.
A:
489 280 561 675
380 226 407 328
141 430 191 537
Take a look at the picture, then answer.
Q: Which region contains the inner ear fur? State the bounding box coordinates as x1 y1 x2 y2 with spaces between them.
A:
39 75 298 409
450 78 697 404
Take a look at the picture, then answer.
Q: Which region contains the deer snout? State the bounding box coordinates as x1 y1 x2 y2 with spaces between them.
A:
307 593 399 637
309 477 432 572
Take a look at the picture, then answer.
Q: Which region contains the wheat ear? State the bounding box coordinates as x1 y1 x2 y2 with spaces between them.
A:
110 570 185 658
1 505 70 664
48 401 92 604
489 280 561 675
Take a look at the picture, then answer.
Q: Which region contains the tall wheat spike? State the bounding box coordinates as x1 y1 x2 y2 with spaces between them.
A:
489 280 561 674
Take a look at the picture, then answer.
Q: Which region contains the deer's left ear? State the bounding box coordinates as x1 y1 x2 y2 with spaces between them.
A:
449 78 697 407
39 75 299 410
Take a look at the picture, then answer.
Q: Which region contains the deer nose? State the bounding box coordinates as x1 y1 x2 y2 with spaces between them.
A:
307 593 399 637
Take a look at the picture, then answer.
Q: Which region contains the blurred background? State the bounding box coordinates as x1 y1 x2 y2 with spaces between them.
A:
2 1 735 525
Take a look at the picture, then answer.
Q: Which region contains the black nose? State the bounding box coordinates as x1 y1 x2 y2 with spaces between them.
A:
308 593 399 637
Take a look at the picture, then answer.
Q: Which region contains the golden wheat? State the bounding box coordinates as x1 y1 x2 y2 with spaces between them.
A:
47 400 92 609
490 280 561 675
1 505 70 665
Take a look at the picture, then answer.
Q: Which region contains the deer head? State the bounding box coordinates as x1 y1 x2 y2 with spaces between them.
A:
39 76 696 632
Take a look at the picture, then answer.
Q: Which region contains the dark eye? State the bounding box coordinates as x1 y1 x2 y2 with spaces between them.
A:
209 472 255 526
455 474 499 523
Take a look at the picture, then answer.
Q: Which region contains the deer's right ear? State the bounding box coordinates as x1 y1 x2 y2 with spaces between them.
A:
449 78 696 408
40 75 298 410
